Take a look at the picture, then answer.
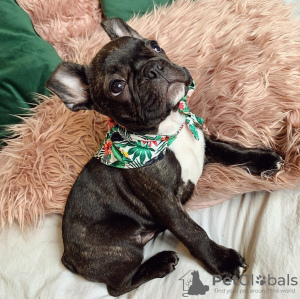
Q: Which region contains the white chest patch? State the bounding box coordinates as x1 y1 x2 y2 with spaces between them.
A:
169 125 205 184
157 112 205 184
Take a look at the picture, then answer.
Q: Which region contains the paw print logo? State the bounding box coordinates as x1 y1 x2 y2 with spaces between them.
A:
256 275 266 285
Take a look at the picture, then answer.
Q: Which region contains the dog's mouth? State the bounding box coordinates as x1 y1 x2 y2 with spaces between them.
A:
172 101 180 112
167 81 189 111
166 67 193 111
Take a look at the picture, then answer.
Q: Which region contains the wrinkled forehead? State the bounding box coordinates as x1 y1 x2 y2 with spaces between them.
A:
90 36 146 74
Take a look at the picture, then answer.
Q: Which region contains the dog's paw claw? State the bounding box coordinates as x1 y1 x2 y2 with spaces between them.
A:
261 155 284 178
238 263 248 277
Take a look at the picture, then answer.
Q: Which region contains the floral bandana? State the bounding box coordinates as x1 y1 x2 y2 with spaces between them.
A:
94 82 204 169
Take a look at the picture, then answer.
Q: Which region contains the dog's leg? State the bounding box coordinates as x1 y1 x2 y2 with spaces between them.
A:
154 199 247 279
204 136 283 175
65 217 179 297
107 250 179 296
126 173 248 280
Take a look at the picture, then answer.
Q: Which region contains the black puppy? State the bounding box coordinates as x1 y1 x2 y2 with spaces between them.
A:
47 18 282 296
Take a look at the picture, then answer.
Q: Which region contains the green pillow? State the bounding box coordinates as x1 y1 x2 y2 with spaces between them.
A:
0 0 62 146
101 0 173 21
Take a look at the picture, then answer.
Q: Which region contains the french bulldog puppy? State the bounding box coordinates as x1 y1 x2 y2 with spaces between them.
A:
47 18 283 296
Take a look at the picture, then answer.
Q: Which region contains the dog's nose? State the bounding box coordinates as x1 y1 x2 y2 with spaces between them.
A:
182 67 191 77
143 61 163 79
182 67 193 84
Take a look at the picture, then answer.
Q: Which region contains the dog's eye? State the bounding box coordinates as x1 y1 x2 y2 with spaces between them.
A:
151 41 163 53
110 80 126 96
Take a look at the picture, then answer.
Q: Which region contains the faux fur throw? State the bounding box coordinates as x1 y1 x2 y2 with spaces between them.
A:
1 0 300 229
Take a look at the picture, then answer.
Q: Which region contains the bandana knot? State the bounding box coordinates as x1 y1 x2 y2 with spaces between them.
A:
94 82 204 168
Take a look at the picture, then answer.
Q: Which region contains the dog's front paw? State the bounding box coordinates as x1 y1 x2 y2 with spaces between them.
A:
245 148 284 177
218 248 248 279
206 246 248 280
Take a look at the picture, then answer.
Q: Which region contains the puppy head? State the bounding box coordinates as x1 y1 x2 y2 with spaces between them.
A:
47 18 192 134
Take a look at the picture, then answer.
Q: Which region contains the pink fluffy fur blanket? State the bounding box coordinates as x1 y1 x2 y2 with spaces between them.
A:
1 0 300 229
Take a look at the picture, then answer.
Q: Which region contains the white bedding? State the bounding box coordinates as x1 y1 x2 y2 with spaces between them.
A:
1 189 299 299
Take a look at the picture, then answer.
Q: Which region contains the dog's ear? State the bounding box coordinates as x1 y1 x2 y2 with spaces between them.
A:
101 18 142 40
47 62 94 111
